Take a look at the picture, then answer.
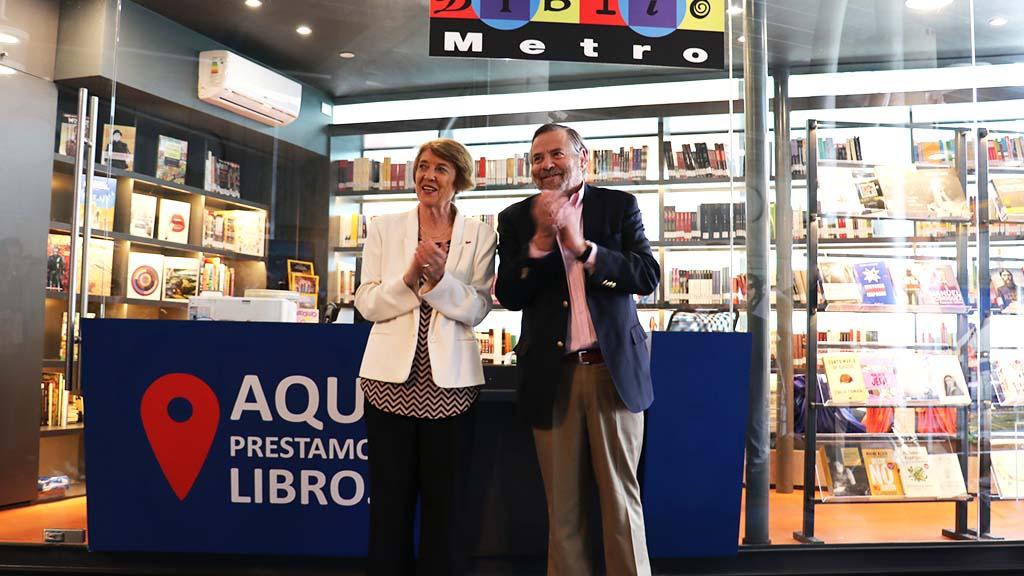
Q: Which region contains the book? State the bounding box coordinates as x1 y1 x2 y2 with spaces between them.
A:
862 447 904 496
929 452 967 498
990 267 1024 311
992 351 1024 405
162 257 200 300
130 193 158 238
855 178 886 211
888 261 925 306
930 355 970 406
156 135 188 184
892 407 916 435
826 446 871 497
991 450 1024 499
101 124 136 171
58 113 81 157
126 252 164 300
819 261 861 303
80 237 114 297
894 354 941 403
46 234 71 291
817 166 867 215
860 356 900 404
78 175 117 232
876 166 968 219
214 158 241 197
853 261 896 305
202 208 225 250
822 353 868 404
896 446 938 498
157 198 192 244
217 210 266 256
918 261 964 306
991 177 1024 220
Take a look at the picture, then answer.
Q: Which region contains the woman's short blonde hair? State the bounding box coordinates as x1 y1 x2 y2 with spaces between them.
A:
415 138 475 193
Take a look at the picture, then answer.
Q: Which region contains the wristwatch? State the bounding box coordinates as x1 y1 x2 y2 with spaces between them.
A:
576 241 593 262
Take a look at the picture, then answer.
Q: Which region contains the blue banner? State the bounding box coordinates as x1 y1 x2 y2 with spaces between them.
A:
82 319 371 556
643 331 752 557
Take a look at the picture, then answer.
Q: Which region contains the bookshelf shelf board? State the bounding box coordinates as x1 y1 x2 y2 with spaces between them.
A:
814 495 972 505
49 221 265 262
40 424 84 437
817 212 972 224
816 341 957 351
656 239 746 250
53 154 269 211
823 303 971 315
813 401 970 409
812 432 962 439
125 298 189 309
42 359 67 371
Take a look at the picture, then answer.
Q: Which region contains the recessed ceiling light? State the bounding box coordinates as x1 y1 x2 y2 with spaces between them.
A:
0 65 16 76
905 0 953 12
989 16 1008 27
244 0 262 7
727 5 742 15
296 25 312 36
339 52 355 59
737 35 745 43
0 32 19 45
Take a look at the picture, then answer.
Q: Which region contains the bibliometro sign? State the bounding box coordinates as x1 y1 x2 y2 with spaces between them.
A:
429 0 726 69
81 320 371 556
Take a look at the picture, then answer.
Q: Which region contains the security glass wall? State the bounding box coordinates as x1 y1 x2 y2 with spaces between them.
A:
1 0 1023 554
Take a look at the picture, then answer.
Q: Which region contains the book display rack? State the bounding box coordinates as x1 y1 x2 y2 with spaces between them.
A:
794 120 977 543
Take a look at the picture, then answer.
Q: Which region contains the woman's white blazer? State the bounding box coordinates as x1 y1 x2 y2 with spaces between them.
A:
353 206 497 388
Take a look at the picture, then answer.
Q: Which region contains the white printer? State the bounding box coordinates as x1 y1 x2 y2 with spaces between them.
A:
188 290 299 322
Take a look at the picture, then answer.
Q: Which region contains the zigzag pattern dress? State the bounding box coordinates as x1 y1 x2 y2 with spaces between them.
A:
360 239 479 419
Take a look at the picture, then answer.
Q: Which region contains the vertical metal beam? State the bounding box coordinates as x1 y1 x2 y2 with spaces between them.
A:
976 128 994 539
742 0 771 546
65 88 89 388
773 68 794 494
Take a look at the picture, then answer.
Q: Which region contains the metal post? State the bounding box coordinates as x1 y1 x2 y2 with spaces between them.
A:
976 128 996 539
794 119 822 544
77 96 100 380
64 88 89 389
773 68 794 494
742 0 771 546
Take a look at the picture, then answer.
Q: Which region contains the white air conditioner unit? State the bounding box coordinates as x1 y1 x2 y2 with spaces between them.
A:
198 50 301 127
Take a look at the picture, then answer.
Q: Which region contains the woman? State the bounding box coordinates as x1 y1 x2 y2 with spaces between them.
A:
354 138 496 575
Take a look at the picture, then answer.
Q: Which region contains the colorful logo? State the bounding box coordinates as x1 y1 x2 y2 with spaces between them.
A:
140 373 220 501
429 0 725 69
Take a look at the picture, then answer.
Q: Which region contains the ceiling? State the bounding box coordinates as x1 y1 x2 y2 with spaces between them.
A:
130 0 1024 102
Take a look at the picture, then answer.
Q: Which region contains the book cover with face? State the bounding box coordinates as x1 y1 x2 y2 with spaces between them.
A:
827 446 871 497
930 355 970 406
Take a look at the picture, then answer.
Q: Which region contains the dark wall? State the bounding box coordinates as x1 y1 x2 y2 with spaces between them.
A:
0 71 59 507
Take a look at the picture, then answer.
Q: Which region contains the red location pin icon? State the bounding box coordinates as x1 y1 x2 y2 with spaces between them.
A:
141 373 220 501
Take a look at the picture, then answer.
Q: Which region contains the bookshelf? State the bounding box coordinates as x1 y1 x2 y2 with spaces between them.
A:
975 128 1024 538
35 86 295 505
794 120 977 543
328 117 758 331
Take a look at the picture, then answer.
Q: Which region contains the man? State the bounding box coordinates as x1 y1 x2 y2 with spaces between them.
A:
495 124 659 576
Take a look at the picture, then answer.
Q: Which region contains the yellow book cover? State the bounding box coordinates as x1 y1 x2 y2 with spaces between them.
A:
863 447 904 497
822 353 868 404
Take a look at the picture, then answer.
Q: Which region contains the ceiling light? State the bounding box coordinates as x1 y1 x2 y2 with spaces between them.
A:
905 0 953 12
0 32 19 45
989 16 1008 27
296 25 312 36
0 65 16 76
339 52 355 59
727 5 742 15
737 35 745 43
244 0 262 7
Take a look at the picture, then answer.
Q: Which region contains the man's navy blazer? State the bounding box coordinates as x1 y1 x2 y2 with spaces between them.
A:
495 185 660 428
